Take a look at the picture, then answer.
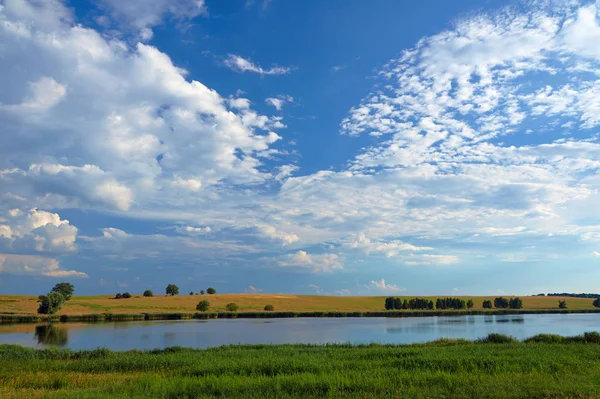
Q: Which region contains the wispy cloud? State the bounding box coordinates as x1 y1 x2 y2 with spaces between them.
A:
224 54 292 75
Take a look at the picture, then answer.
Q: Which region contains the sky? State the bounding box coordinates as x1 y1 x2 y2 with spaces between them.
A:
2 0 600 296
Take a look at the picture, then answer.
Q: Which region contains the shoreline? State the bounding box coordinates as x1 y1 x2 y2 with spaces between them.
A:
2 308 600 325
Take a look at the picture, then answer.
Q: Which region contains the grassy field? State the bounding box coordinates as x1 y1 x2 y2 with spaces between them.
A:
2 333 600 398
0 294 596 316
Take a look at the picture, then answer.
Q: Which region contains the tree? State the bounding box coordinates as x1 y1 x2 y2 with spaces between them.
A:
225 303 239 312
166 284 179 296
196 300 210 312
37 292 65 314
593 298 600 308
558 300 568 309
143 290 153 297
494 297 510 309
190 291 194 296
393 297 401 310
200 290 205 295
467 299 474 309
508 297 523 309
122 292 132 299
384 297 394 310
206 287 216 295
51 282 74 301
482 300 492 309
264 304 275 311
115 293 122 299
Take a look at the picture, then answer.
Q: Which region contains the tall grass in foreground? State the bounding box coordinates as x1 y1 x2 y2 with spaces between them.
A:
2 333 600 398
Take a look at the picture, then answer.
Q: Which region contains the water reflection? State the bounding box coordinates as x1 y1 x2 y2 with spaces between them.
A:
34 324 68 346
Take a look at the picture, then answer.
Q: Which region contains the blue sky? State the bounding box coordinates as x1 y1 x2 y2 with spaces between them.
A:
2 0 600 296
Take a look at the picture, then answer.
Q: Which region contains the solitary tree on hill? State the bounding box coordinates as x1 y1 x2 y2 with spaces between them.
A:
206 287 216 295
166 284 179 296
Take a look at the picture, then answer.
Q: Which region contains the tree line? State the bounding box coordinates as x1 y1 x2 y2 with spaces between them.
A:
385 297 523 310
546 293 600 299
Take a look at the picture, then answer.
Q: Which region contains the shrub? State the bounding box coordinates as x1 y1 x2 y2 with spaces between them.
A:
190 291 194 296
435 298 467 310
508 297 523 309
225 303 239 312
196 300 210 312
477 333 517 344
166 284 179 296
583 331 600 343
207 288 216 295
143 290 153 297
37 292 65 314
593 298 600 308
115 293 122 299
558 300 567 309
494 297 510 309
467 299 474 309
524 334 566 344
482 300 492 309
264 304 275 311
122 292 132 299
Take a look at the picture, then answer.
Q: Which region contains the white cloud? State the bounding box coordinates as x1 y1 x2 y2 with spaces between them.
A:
0 254 87 278
246 285 263 293
265 95 293 111
175 225 211 235
98 0 207 40
224 54 292 75
593 251 600 257
369 278 406 293
276 250 343 273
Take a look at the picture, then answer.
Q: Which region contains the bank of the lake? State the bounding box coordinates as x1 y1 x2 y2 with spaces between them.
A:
2 333 600 398
1 293 599 324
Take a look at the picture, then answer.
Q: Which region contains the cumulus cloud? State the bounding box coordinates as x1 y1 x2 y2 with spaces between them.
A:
276 250 343 273
246 285 263 293
369 278 406 293
224 54 292 75
0 254 87 278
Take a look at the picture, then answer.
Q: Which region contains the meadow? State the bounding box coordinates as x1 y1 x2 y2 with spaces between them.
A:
0 293 596 317
2 333 600 398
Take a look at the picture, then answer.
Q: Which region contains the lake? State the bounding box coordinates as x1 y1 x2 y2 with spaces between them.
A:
1 313 599 350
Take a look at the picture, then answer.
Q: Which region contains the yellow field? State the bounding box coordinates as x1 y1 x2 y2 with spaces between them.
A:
0 294 596 316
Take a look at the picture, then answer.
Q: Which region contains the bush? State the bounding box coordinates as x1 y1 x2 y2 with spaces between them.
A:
225 303 239 312
143 290 153 297
509 297 523 309
264 304 275 311
558 300 567 309
593 298 600 308
207 288 216 295
37 292 65 314
122 292 132 299
189 291 194 296
524 334 566 344
477 333 518 344
482 300 492 309
196 300 210 312
467 300 474 309
494 297 510 309
200 290 205 295
583 331 600 343
115 293 122 299
166 284 179 296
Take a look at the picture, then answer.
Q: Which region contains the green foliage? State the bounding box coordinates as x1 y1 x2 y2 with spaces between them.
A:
37 292 65 315
476 333 518 344
122 292 132 299
467 299 474 309
435 298 466 310
384 297 394 310
207 287 216 295
494 297 510 308
593 298 600 308
166 284 179 296
264 304 275 311
115 293 122 299
509 297 523 309
558 300 567 309
225 303 239 312
190 291 194 296
143 290 153 297
5 335 600 398
51 282 75 301
196 300 210 312
482 300 493 309
200 290 205 295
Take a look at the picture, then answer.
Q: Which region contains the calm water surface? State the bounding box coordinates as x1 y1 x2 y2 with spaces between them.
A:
1 314 599 350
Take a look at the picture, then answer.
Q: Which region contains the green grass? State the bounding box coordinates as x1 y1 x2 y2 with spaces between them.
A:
2 333 600 398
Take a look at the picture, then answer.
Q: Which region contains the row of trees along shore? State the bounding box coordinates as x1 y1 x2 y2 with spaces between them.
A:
384 297 523 310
